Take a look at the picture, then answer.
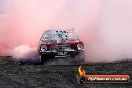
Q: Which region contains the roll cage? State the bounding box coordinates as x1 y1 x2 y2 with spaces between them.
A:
41 30 79 43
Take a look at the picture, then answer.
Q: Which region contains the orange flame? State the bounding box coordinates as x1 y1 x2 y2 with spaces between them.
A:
78 66 86 76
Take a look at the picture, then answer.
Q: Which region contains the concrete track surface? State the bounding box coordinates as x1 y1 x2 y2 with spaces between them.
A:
0 56 131 88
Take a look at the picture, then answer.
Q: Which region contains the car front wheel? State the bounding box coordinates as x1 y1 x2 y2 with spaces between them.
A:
39 54 55 64
75 51 85 63
39 54 46 64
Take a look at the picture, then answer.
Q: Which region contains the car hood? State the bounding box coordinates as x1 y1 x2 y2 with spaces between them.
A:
41 40 57 44
40 40 82 45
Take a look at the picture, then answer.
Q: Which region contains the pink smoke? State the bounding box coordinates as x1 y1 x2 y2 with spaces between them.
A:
1 0 132 63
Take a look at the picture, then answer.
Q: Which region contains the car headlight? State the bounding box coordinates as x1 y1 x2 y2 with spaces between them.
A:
41 45 47 51
77 44 84 50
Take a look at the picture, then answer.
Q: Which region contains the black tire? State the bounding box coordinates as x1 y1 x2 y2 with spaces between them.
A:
39 54 46 65
39 54 55 64
75 51 85 63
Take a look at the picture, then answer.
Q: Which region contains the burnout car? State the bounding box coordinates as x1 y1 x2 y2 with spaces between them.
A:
38 29 85 64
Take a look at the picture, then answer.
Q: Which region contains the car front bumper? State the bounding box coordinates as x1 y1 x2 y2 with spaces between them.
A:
39 49 84 57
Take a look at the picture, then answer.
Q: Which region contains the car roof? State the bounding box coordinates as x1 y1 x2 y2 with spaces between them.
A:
44 28 75 33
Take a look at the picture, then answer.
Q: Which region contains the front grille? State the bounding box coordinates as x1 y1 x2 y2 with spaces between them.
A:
55 44 71 51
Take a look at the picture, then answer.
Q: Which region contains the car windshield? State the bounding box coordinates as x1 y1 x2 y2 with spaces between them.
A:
41 30 79 43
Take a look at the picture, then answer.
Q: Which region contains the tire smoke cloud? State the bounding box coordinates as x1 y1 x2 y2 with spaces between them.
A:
0 0 132 63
